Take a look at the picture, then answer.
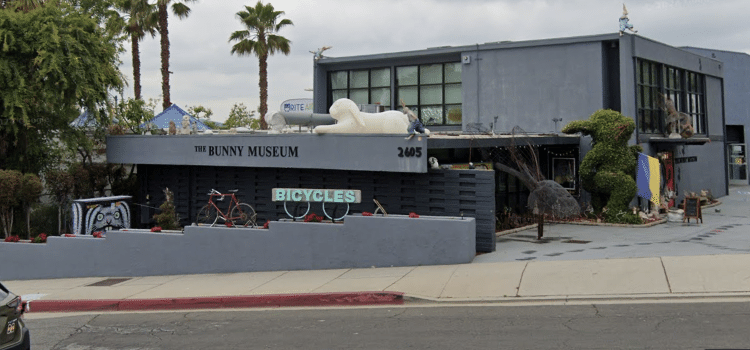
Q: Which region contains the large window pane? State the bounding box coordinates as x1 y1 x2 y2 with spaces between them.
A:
370 87 390 106
370 68 390 87
331 71 347 89
398 86 418 105
350 70 368 88
444 63 461 83
397 66 417 86
446 105 462 125
349 89 368 104
420 85 442 104
421 106 443 125
420 64 442 85
445 83 462 104
332 90 347 101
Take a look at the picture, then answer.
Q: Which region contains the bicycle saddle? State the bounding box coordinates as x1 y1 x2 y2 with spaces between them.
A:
228 189 239 193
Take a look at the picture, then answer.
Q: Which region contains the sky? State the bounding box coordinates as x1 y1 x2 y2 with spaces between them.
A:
119 0 750 122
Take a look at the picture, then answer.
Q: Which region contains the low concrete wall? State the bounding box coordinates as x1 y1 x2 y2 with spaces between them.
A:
0 215 475 280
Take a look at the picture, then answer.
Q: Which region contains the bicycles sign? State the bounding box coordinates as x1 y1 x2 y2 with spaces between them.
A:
272 188 361 221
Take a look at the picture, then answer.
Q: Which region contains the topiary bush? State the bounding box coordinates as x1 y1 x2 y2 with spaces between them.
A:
562 109 643 224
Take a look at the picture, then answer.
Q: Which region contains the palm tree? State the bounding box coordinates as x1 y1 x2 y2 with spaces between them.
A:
119 0 158 100
156 0 197 110
229 1 293 130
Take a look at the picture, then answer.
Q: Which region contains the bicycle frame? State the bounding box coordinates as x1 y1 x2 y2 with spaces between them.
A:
207 192 242 222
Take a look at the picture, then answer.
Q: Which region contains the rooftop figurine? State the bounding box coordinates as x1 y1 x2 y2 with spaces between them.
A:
310 46 332 60
619 4 638 36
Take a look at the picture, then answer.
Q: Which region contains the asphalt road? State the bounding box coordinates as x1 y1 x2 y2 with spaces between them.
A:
25 302 750 350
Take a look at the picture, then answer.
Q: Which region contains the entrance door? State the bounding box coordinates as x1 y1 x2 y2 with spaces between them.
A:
728 143 748 185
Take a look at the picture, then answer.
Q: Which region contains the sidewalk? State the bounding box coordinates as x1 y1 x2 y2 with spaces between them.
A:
7 186 750 312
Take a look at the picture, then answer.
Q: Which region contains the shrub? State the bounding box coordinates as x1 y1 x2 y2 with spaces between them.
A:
4 235 20 243
303 213 323 222
32 233 47 243
408 212 420 218
153 188 180 230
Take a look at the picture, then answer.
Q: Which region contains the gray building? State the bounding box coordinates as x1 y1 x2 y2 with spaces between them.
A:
313 33 728 206
682 47 750 185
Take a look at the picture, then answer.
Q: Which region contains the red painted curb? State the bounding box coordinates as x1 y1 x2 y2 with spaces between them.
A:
27 292 404 313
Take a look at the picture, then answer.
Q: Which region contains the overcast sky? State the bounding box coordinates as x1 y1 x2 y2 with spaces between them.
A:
119 0 750 122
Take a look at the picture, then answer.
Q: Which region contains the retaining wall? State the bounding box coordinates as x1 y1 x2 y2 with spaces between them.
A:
0 215 475 280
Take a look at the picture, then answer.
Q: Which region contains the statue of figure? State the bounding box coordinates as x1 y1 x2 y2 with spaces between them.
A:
180 115 191 135
310 46 332 61
619 4 638 36
192 120 198 134
314 98 426 135
400 100 430 136
659 93 694 139
168 120 177 135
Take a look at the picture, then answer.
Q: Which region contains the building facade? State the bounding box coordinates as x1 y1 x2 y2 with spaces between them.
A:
682 47 750 185
312 33 728 206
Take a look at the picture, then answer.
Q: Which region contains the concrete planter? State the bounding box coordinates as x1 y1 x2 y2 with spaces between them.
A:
0 215 475 280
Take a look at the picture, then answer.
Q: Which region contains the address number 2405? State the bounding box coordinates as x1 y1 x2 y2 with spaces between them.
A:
397 147 422 158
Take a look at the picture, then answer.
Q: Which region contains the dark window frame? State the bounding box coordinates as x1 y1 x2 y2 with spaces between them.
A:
636 59 707 135
395 62 462 126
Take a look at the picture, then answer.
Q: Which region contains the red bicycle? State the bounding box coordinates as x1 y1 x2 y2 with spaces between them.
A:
197 189 257 227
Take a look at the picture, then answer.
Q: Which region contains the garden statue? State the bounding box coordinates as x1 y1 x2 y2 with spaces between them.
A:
168 120 177 135
180 115 191 135
659 93 694 139
562 109 642 223
619 4 637 36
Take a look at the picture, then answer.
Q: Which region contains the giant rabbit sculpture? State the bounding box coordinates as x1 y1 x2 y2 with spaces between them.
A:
562 109 643 223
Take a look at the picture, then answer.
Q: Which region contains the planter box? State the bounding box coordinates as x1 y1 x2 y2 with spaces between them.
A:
0 215 474 280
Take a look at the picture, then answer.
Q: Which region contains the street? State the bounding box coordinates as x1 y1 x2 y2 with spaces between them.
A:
26 302 750 349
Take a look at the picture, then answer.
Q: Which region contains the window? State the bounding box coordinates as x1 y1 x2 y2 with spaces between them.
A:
397 62 462 126
636 59 706 135
329 68 391 108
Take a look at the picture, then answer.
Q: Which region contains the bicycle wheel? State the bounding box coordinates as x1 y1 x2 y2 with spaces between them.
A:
230 203 257 227
197 204 218 226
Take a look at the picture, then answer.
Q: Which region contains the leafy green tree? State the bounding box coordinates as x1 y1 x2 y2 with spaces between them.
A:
186 104 222 129
153 187 180 230
156 0 197 110
229 1 293 130
18 173 42 239
117 97 156 133
224 103 260 129
0 169 21 238
0 2 123 174
43 168 76 234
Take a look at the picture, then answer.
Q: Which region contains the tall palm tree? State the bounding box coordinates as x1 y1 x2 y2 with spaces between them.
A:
156 0 196 110
120 0 158 100
229 1 292 130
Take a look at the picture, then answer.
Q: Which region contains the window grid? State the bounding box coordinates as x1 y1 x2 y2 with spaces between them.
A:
636 59 706 135
329 68 392 109
397 63 462 126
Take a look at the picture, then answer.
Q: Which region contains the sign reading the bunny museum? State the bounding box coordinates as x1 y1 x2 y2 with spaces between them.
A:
107 134 427 173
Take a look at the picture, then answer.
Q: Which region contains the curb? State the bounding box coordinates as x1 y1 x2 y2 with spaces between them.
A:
26 292 404 313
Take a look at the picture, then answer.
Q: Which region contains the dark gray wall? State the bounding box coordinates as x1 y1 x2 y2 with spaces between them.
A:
461 41 605 134
0 215 475 280
140 166 497 252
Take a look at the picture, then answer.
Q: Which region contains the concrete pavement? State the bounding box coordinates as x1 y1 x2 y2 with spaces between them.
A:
6 186 750 312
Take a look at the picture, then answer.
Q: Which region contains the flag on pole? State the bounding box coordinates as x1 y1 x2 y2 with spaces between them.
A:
636 152 661 207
